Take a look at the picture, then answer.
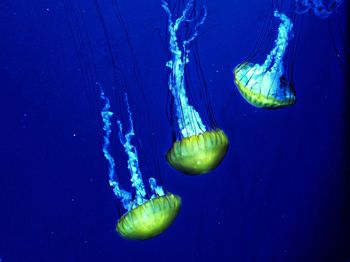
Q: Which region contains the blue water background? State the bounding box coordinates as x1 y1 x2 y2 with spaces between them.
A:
0 0 349 261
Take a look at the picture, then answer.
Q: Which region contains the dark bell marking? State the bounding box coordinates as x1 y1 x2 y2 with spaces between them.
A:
279 75 288 88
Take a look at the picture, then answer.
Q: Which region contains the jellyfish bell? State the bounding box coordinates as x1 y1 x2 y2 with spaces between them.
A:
234 9 296 109
234 62 296 108
117 193 181 240
163 0 229 175
166 129 229 175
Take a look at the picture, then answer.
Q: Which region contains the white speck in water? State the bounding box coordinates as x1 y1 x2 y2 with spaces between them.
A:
22 113 28 129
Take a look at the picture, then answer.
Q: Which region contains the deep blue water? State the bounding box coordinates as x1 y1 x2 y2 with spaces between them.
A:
0 0 349 261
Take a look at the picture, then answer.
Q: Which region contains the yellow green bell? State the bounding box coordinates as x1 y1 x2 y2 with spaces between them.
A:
116 193 181 240
166 129 229 175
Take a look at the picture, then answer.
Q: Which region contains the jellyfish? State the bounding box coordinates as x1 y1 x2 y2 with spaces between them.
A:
100 86 181 240
162 0 229 175
295 0 343 18
234 10 296 109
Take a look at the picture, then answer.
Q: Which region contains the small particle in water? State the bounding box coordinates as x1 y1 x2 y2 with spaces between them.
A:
21 113 28 129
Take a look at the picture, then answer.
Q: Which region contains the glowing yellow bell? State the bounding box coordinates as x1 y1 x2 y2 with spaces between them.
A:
166 129 229 175
116 193 181 240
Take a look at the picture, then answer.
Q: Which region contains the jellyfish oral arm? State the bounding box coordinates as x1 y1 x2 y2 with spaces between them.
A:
295 0 343 18
149 177 165 198
262 11 293 75
100 86 165 211
295 0 312 14
162 0 207 138
117 94 147 207
100 85 132 211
